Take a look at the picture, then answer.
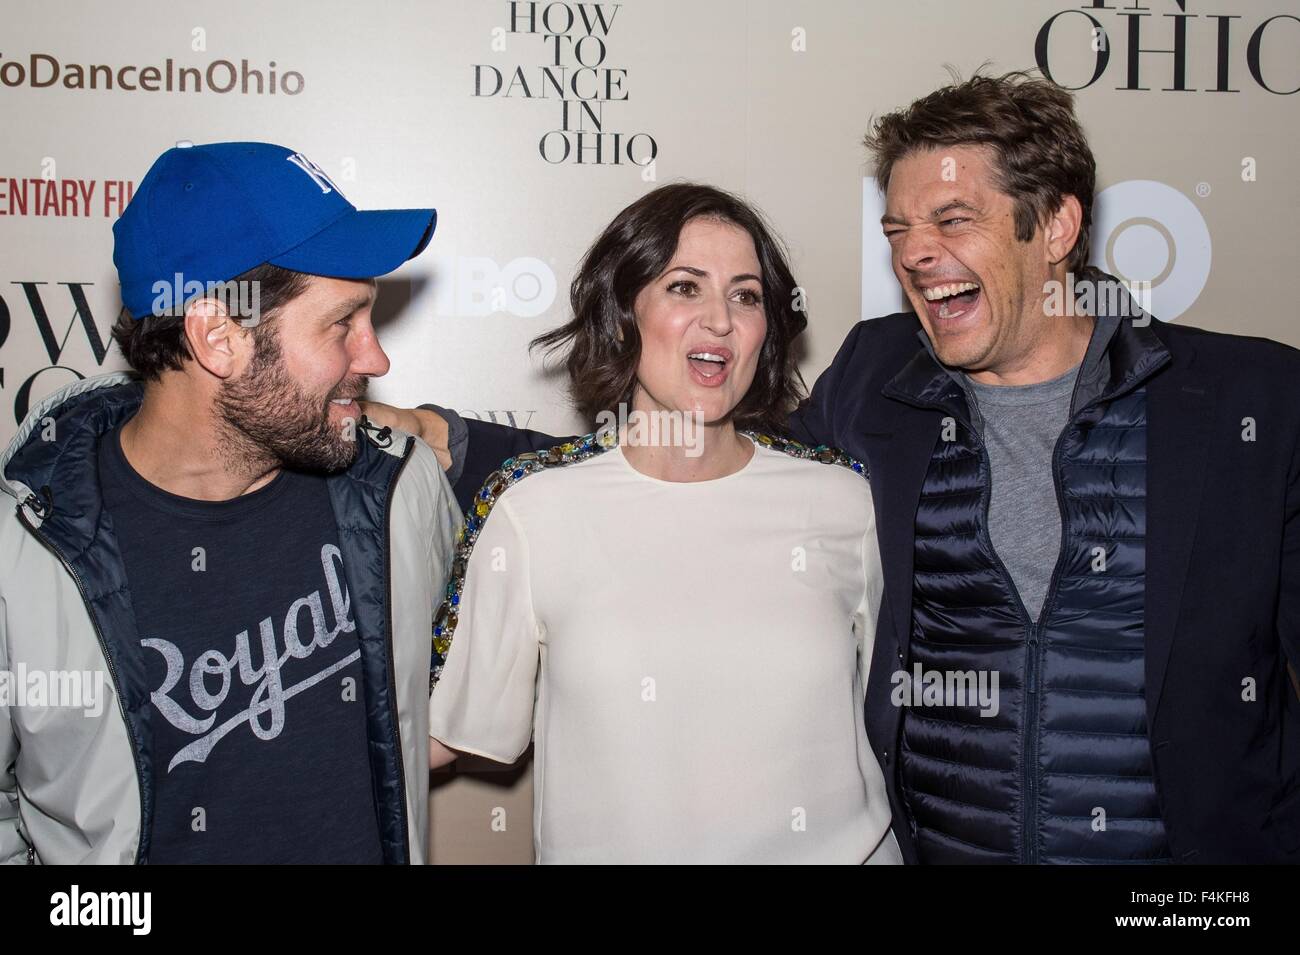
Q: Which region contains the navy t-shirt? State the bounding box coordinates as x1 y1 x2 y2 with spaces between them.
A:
98 424 383 864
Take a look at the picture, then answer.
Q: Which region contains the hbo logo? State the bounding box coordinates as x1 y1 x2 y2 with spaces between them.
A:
432 256 557 318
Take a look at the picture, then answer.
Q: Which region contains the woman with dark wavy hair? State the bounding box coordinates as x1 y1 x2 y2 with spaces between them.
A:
530 182 808 441
372 183 900 863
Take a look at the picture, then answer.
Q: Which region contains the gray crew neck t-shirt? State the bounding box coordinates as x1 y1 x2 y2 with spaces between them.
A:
962 363 1080 622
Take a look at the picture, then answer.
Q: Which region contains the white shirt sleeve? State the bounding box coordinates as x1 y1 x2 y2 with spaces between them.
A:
428 495 540 763
856 513 886 694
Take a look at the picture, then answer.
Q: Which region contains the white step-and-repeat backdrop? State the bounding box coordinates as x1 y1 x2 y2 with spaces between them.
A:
3 0 1296 862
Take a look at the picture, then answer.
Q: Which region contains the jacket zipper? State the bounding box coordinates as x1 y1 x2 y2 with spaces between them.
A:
1019 369 1165 861
380 438 415 862
966 433 1044 864
1018 358 1124 863
890 390 1062 865
16 500 149 865
1018 425 1073 864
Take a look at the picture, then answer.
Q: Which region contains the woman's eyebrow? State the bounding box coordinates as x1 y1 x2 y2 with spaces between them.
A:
660 266 762 283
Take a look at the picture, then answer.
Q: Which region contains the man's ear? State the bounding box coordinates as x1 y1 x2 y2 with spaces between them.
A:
183 296 248 380
1044 194 1084 269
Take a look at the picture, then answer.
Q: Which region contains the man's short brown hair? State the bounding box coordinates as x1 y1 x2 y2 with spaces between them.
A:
111 262 311 381
864 68 1097 273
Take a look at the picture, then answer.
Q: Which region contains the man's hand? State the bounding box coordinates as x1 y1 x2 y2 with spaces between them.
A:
359 401 451 470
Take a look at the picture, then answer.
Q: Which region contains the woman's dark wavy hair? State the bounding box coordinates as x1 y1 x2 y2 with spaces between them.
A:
531 182 808 435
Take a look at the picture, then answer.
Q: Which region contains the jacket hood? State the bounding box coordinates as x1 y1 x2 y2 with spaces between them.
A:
2 372 141 511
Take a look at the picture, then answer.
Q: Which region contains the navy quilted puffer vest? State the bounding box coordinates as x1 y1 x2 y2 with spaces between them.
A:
891 325 1174 864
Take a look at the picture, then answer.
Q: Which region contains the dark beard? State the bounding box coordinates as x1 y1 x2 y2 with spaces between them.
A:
215 324 367 474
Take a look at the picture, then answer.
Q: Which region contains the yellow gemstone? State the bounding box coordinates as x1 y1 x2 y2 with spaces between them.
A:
476 502 489 517
560 442 576 453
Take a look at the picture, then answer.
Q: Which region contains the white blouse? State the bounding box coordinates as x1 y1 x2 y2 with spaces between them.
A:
428 433 900 864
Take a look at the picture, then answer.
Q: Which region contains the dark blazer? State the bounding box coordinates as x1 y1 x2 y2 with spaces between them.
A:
453 312 1300 864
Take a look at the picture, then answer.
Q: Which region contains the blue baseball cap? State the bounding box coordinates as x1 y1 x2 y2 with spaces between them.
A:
113 141 437 319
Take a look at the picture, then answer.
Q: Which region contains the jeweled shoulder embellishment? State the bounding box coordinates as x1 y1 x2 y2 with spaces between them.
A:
430 429 618 691
742 430 867 478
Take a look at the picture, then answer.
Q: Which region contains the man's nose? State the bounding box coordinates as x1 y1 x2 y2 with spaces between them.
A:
350 324 391 378
897 227 942 273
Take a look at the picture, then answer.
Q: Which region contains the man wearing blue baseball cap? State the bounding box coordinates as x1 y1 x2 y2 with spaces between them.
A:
0 141 458 863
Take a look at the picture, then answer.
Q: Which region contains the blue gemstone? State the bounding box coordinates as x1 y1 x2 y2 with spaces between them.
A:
852 461 863 473
434 626 443 636
512 468 524 479
451 595 460 606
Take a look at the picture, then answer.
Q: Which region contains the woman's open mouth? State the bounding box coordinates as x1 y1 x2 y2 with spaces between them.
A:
921 281 981 322
686 348 732 387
